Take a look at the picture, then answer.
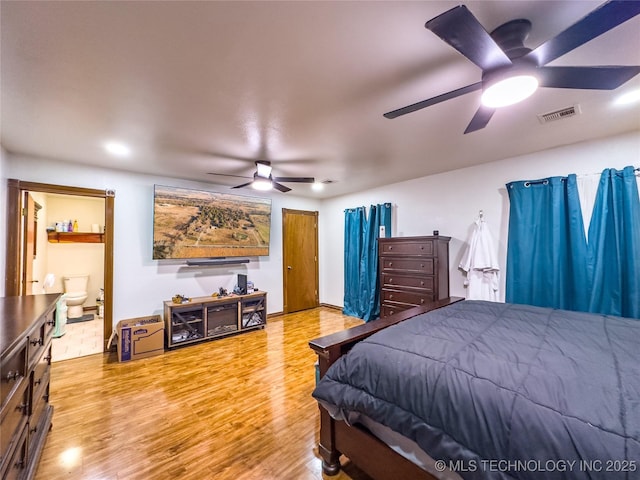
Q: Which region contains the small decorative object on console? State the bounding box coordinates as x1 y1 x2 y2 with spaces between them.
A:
172 294 190 304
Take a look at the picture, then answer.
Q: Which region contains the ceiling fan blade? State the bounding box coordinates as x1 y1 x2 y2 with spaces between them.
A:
384 82 483 119
528 1 640 66
273 177 315 183
272 182 292 193
207 172 252 179
231 182 253 189
425 5 512 71
464 106 495 134
537 66 640 90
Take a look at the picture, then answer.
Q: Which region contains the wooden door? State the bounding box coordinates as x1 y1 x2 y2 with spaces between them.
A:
21 193 37 295
283 209 319 314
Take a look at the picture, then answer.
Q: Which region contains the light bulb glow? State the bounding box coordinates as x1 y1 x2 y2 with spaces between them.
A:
311 182 324 191
481 75 538 108
103 141 131 157
252 178 273 191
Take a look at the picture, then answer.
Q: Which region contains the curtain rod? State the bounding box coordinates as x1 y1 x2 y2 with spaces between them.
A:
577 166 639 177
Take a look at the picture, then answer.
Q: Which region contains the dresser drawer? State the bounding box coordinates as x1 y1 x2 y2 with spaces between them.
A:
381 303 416 317
381 257 434 275
0 379 29 464
381 273 434 292
27 321 50 371
31 343 52 415
380 240 434 256
29 372 50 445
1 341 28 410
382 289 435 307
0 422 28 480
42 306 57 341
31 344 52 394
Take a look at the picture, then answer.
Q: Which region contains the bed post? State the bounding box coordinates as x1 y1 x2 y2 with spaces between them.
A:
315 347 343 474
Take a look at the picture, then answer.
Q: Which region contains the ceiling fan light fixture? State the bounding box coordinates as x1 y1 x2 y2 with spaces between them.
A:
252 176 273 191
255 161 272 178
481 74 538 108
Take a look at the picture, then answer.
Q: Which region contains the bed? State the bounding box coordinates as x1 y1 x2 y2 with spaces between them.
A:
309 298 640 480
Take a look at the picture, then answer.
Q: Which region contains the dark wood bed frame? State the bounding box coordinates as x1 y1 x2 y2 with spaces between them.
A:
309 296 464 480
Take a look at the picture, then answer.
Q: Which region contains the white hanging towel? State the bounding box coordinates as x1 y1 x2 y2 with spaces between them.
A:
459 215 500 301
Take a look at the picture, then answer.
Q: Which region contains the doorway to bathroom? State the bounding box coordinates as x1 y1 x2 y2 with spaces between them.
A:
5 180 114 361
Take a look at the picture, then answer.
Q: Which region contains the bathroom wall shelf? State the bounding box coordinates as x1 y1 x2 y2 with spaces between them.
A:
47 231 104 244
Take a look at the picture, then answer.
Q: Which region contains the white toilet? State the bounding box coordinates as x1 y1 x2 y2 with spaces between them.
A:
63 274 89 319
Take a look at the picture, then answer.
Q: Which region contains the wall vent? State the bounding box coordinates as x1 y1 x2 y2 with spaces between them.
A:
537 104 581 124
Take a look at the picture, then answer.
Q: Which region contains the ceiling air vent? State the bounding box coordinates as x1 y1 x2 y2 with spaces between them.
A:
537 104 581 124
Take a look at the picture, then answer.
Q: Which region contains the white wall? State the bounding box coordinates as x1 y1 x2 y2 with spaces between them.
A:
319 131 640 307
4 131 639 321
5 155 320 325
0 146 6 297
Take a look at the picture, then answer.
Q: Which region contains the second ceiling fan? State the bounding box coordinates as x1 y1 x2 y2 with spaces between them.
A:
384 1 640 133
209 161 315 193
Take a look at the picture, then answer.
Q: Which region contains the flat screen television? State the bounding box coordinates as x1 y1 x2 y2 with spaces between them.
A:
152 185 271 260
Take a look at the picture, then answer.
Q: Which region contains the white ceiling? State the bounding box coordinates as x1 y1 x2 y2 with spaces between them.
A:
2 1 639 198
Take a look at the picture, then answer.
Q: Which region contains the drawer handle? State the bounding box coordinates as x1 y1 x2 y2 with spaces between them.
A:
14 460 25 469
421 299 425 304
421 264 424 268
44 355 52 363
421 281 425 286
390 310 394 315
30 425 38 434
389 294 393 299
388 246 393 250
389 278 393 283
30 338 43 347
6 371 20 382
389 262 393 267
46 319 55 326
34 378 42 386
16 402 28 414
420 245 424 249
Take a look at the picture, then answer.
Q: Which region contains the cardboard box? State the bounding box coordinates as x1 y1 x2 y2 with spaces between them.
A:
116 315 164 362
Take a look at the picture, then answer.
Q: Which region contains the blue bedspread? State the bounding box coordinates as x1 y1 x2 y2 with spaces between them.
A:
312 301 640 479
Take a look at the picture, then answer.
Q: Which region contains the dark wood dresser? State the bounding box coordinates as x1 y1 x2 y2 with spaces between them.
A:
378 236 450 318
1 294 58 480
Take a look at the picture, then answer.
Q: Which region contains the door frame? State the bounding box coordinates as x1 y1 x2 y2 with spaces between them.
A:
282 208 319 314
5 179 115 349
22 193 40 295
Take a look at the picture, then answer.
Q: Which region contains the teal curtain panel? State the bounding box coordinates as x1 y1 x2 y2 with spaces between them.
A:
505 175 590 311
587 166 640 318
343 207 365 317
343 203 392 321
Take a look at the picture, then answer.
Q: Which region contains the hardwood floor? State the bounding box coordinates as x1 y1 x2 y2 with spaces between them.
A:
35 307 374 480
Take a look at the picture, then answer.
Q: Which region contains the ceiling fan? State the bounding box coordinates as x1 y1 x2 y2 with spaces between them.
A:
208 161 315 193
384 1 640 134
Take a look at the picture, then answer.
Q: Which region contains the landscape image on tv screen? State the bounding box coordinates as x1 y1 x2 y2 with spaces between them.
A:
153 185 271 260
